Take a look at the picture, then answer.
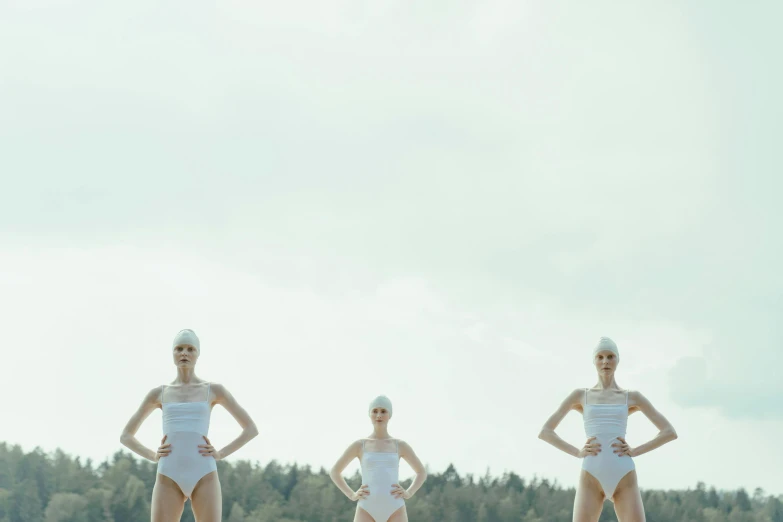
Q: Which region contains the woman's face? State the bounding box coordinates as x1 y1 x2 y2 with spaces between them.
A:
594 350 618 376
173 343 199 368
369 407 391 427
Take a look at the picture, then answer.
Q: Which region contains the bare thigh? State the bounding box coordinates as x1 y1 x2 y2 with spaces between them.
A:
612 470 645 522
190 471 222 522
354 505 407 522
354 506 376 522
388 505 408 522
151 474 186 522
573 470 605 522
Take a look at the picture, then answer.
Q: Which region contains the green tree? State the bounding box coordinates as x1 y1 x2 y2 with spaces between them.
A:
2 441 782 522
10 479 44 522
44 493 89 522
83 488 113 522
110 475 148 522
765 496 783 522
0 460 12 491
245 501 284 522
0 488 12 522
227 502 246 522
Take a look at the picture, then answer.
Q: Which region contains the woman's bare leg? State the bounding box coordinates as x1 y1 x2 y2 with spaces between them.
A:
388 505 408 522
190 471 222 522
611 471 645 522
573 470 605 522
151 474 186 522
354 506 376 522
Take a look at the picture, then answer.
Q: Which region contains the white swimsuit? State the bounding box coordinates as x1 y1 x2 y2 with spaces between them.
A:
358 439 405 522
157 383 217 498
581 388 635 500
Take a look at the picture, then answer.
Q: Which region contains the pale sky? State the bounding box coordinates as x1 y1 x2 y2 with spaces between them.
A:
1 1 781 497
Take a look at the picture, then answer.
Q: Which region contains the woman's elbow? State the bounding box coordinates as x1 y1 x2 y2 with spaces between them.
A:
538 428 551 440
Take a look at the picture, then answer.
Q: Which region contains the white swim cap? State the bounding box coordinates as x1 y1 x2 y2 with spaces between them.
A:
173 329 200 352
593 336 618 358
369 395 393 417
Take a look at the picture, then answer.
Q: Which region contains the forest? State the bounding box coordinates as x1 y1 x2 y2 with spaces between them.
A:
1 442 780 522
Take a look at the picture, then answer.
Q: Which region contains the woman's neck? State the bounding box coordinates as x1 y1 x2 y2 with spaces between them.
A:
172 369 200 385
370 426 391 439
594 376 620 390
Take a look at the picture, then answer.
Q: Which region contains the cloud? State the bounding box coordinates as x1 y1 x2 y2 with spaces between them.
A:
669 344 783 419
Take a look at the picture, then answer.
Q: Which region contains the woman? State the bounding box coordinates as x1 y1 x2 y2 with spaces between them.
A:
538 337 678 522
120 329 258 522
330 396 428 522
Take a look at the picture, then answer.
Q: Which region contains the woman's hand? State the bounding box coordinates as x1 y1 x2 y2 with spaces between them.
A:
577 436 601 458
611 436 634 457
350 484 369 502
198 436 222 461
391 484 411 499
155 435 171 462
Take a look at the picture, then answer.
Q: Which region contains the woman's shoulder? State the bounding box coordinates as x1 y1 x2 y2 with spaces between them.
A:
394 438 412 450
625 389 648 402
203 381 223 393
142 385 166 404
566 387 587 403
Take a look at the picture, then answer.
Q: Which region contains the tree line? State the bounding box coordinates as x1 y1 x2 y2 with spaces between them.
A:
0 442 781 522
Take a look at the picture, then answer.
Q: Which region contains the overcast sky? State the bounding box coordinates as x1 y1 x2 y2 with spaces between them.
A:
1 1 781 497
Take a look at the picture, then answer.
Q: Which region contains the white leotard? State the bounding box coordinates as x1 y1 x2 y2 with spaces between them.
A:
156 383 217 498
581 388 635 500
358 439 405 521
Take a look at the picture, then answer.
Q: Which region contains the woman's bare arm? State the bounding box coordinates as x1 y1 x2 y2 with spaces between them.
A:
329 440 364 500
119 386 164 462
398 440 427 497
209 383 259 460
538 388 585 458
626 391 677 457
